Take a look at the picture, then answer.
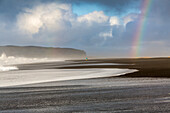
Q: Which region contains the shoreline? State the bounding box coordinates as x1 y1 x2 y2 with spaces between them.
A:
0 68 137 88
11 57 170 78
66 57 170 78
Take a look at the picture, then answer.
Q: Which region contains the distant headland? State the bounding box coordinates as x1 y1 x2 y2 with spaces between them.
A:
0 45 86 59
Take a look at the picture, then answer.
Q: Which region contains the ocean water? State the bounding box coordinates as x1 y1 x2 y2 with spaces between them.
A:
0 53 63 71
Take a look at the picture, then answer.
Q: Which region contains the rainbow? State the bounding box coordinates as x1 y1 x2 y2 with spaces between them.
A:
131 0 153 57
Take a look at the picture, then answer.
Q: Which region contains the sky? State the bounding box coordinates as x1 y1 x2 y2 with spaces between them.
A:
0 0 170 57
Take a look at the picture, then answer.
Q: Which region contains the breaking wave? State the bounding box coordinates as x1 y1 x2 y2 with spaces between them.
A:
0 53 63 72
0 66 18 72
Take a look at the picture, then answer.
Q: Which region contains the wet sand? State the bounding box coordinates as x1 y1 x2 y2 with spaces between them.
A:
0 78 170 113
1 58 170 112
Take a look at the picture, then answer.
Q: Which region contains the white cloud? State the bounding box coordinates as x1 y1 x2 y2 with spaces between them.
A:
123 13 138 26
17 13 43 34
99 29 113 40
77 11 109 25
17 3 74 34
15 3 114 46
15 3 139 48
109 16 120 26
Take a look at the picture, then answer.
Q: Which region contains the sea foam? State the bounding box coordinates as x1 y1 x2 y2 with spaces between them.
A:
0 53 63 72
0 66 18 71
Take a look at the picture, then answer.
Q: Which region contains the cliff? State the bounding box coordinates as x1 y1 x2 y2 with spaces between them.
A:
0 46 86 59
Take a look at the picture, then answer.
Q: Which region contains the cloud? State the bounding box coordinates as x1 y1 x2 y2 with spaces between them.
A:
99 29 113 40
15 3 122 47
17 3 74 34
123 13 139 26
0 2 145 56
78 11 108 25
110 16 120 26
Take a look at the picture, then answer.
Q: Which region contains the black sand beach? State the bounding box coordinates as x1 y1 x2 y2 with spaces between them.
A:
0 58 170 112
17 57 170 78
64 57 170 78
